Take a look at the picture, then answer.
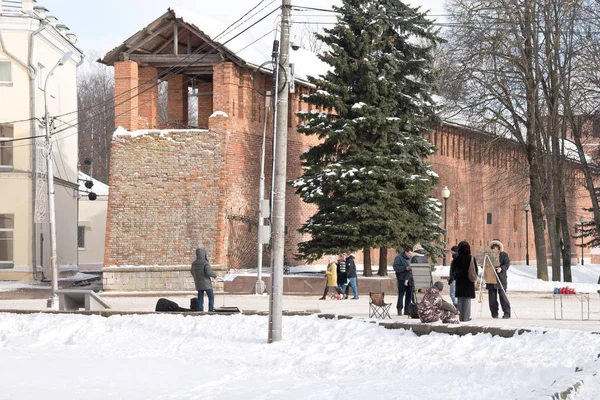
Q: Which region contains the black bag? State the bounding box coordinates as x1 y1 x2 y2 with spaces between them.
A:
190 297 198 311
155 298 189 312
407 292 420 319
406 302 419 319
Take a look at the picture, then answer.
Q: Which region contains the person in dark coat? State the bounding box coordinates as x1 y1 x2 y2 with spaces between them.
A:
450 241 478 322
393 246 414 316
448 245 459 307
191 248 217 312
487 240 511 319
345 252 359 299
336 254 348 299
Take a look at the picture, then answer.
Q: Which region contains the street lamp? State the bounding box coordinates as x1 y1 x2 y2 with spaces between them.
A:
442 186 450 266
524 203 530 266
579 215 585 266
44 51 73 309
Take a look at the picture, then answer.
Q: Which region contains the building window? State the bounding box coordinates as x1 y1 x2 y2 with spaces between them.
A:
0 61 12 85
37 63 44 90
0 124 13 169
0 214 14 269
77 226 86 250
487 213 493 225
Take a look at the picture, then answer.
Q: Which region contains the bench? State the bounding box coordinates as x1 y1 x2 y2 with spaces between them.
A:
55 289 111 311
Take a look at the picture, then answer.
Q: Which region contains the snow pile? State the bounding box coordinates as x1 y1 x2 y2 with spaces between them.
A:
0 313 599 399
210 110 229 118
113 126 209 138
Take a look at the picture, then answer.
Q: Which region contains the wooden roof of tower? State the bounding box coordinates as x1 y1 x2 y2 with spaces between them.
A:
99 9 247 79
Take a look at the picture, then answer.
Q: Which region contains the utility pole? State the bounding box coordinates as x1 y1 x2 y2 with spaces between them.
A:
254 92 271 295
43 52 71 309
268 0 291 343
44 111 59 309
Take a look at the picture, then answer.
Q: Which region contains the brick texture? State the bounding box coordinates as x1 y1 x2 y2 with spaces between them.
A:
197 82 213 128
114 61 139 130
167 74 188 127
105 61 592 291
138 66 159 129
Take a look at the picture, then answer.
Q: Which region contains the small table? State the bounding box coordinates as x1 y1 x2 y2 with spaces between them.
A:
553 293 590 320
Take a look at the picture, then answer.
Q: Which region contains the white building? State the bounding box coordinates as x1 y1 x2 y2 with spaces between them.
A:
77 171 108 272
0 0 83 280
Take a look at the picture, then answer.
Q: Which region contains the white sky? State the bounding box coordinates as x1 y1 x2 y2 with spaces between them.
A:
38 0 447 56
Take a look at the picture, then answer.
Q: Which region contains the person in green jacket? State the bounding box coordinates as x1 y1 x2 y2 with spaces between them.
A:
191 248 217 312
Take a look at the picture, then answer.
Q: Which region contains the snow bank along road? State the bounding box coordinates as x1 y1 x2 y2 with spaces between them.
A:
0 312 599 399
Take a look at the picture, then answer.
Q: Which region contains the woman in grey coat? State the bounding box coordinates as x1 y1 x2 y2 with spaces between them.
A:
191 248 217 312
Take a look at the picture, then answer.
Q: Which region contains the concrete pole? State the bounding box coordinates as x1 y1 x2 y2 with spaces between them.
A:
43 55 70 310
268 0 291 343
44 109 59 310
254 93 271 295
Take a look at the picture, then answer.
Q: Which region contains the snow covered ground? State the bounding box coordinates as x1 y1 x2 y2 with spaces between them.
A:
0 264 599 398
0 312 599 399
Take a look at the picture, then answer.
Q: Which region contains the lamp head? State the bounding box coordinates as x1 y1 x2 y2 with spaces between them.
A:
524 203 530 212
442 186 450 199
58 51 73 66
580 215 586 224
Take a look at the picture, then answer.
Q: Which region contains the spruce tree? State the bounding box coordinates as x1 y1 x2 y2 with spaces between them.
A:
293 0 444 263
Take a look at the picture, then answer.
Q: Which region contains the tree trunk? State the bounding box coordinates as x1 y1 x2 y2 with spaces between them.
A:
363 247 372 277
546 212 561 281
378 247 388 276
530 185 549 280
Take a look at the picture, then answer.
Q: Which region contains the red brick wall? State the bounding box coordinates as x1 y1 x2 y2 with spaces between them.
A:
167 75 188 127
114 61 139 130
197 82 213 128
104 130 225 266
106 62 592 272
138 66 158 128
425 124 590 264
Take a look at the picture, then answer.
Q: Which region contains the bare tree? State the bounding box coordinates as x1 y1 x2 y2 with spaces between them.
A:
442 0 549 279
296 22 326 54
77 52 114 184
562 1 600 256
441 0 600 281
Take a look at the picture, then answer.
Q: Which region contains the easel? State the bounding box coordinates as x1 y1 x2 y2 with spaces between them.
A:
476 250 517 318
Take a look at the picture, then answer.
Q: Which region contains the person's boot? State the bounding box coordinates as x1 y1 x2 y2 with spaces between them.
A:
397 308 402 316
404 309 411 316
319 288 328 300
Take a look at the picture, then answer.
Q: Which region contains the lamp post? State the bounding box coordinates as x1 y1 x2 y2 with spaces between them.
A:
580 216 585 266
524 203 530 266
442 186 450 266
44 51 73 310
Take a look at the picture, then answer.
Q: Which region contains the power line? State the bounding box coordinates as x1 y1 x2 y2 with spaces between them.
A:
50 6 282 139
291 4 600 23
54 0 278 121
7 3 281 151
0 117 39 125
3 2 278 149
49 4 280 137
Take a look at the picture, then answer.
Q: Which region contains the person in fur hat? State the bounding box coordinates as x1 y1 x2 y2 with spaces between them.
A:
487 239 511 319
